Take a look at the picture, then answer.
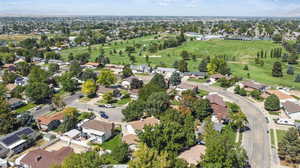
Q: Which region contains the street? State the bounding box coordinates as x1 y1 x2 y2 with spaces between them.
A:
185 81 271 168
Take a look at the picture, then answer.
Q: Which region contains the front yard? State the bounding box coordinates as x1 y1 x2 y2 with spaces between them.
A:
15 103 37 113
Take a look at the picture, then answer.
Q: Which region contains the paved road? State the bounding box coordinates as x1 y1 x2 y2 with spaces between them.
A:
184 81 271 168
31 105 53 119
63 92 125 122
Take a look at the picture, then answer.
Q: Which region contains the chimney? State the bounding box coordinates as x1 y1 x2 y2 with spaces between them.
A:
36 156 42 162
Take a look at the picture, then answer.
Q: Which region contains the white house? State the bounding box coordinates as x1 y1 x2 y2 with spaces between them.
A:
81 120 114 144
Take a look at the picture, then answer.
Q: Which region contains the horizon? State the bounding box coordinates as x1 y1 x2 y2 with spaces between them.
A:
1 0 300 17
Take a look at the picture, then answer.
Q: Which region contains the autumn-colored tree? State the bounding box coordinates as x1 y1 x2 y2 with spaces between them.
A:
81 79 97 97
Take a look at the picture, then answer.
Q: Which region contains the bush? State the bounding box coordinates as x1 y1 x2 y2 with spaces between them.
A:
264 94 280 111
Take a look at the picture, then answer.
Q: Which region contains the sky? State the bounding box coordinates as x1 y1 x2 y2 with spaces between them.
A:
0 0 300 17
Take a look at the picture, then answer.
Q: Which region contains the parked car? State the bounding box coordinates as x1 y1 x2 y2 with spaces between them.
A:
88 108 94 112
99 111 109 119
35 106 42 111
104 104 115 108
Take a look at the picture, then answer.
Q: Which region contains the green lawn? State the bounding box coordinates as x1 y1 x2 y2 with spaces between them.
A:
114 97 131 106
268 111 281 116
15 103 36 113
101 134 122 150
61 36 300 90
270 129 275 147
276 129 287 143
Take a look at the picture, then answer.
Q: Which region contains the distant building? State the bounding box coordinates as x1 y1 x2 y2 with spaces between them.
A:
130 64 151 73
0 127 38 155
14 77 28 86
82 62 100 69
183 72 207 79
265 90 295 102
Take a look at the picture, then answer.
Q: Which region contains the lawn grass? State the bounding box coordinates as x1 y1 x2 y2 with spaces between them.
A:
61 37 300 90
188 78 208 83
276 129 287 143
115 97 131 106
101 134 122 151
268 111 281 116
198 89 209 97
270 129 275 148
15 103 36 113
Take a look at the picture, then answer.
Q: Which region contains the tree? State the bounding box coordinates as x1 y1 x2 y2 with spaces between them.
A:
129 144 172 168
60 107 79 133
28 66 49 83
138 83 165 101
272 61 283 77
102 92 113 104
180 50 190 60
122 100 145 121
178 60 188 72
16 61 31 76
111 143 129 163
149 73 167 89
81 79 97 97
97 69 116 87
250 90 261 100
272 33 282 43
59 73 79 93
25 82 51 103
56 151 107 168
201 126 248 168
295 74 300 83
198 57 210 72
2 70 18 83
122 65 133 78
48 63 60 74
192 99 212 121
145 92 170 117
0 97 17 135
243 65 249 71
170 72 181 86
69 61 82 77
80 69 97 81
229 112 248 132
287 66 294 75
278 128 300 164
52 94 65 110
264 94 280 111
130 78 144 89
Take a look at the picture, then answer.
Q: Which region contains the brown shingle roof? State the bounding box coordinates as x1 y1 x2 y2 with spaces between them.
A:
128 117 160 131
82 120 114 133
84 62 100 67
282 101 300 114
266 90 294 100
178 145 206 165
211 104 229 121
241 81 266 90
122 134 139 145
37 111 65 126
20 147 73 168
207 94 226 107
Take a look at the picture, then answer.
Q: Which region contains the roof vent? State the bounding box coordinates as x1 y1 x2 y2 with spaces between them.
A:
36 156 42 162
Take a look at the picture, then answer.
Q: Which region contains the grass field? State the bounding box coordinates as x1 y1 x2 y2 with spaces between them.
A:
276 129 287 144
15 103 36 113
61 36 300 89
0 34 40 41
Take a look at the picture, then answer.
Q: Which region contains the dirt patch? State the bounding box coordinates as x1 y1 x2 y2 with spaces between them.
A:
45 140 88 154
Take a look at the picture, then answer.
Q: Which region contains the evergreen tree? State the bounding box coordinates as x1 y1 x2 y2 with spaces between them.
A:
287 66 294 75
272 61 283 77
264 94 280 111
170 72 181 86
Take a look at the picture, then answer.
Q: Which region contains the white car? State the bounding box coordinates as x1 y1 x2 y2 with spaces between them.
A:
276 118 295 126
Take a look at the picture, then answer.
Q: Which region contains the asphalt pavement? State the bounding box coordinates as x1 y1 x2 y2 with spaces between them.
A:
184 81 271 168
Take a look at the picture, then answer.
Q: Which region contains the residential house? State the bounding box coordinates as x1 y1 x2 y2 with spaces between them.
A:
183 72 207 79
18 147 73 168
178 145 206 166
265 90 295 102
123 117 159 149
2 64 16 72
155 67 177 77
240 81 267 92
282 101 300 120
8 98 25 109
14 77 28 86
63 129 81 139
206 94 229 123
130 64 151 73
82 62 100 69
81 120 114 144
0 144 9 159
0 127 38 155
105 64 124 74
209 74 225 82
97 86 116 95
121 76 142 89
37 111 65 131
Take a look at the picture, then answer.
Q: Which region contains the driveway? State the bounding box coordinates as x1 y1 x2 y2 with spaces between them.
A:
184 81 271 168
31 105 53 119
